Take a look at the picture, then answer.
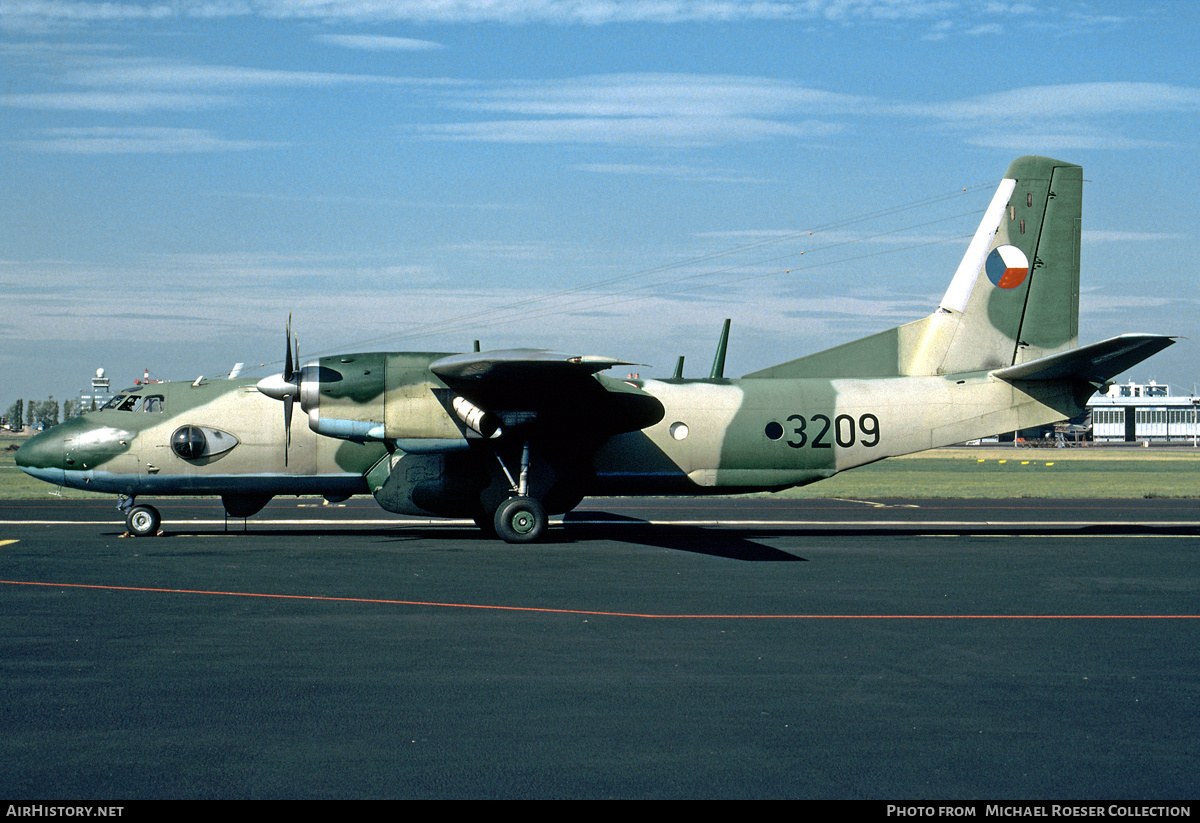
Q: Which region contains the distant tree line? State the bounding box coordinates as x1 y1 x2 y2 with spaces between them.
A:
3 397 77 430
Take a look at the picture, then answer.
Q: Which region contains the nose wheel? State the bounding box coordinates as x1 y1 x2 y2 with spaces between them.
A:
122 502 162 537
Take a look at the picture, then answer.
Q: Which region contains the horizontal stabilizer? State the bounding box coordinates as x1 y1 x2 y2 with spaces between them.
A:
991 334 1175 385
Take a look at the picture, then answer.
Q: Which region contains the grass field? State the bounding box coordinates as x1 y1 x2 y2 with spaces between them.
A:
2 433 1198 501
0 433 108 500
778 446 1200 499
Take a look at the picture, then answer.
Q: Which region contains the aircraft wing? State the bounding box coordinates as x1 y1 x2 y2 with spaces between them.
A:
430 349 637 382
991 334 1176 385
429 349 663 436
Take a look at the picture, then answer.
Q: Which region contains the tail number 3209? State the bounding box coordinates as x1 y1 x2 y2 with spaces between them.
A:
766 413 880 449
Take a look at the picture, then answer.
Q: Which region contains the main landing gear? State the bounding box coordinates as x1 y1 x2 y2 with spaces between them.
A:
488 442 549 544
119 497 161 537
494 496 546 543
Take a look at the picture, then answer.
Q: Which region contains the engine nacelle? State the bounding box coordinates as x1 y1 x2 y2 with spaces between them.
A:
261 351 489 446
451 396 502 439
294 354 390 441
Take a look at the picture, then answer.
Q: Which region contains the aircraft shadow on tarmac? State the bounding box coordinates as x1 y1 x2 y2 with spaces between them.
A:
107 512 806 561
560 512 806 561
94 512 1199 563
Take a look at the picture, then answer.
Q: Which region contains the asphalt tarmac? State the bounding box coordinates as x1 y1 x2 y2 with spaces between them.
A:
1 496 1198 799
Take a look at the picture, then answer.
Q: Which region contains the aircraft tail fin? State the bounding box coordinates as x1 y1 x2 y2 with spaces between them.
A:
934 155 1082 374
747 156 1084 379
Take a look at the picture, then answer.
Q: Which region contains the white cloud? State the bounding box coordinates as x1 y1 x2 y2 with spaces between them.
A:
2 1 974 28
315 34 444 51
20 126 281 153
417 74 861 146
910 82 1200 120
451 74 868 118
1 53 460 115
1083 231 1185 244
965 132 1176 152
420 116 843 147
892 82 1200 153
66 59 444 90
962 22 1003 36
3 0 184 27
574 163 774 183
1080 292 1192 315
2 91 232 112
210 191 521 210
417 74 1200 152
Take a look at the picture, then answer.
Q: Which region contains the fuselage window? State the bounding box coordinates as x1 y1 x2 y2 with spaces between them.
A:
117 395 142 411
143 396 164 413
101 395 126 410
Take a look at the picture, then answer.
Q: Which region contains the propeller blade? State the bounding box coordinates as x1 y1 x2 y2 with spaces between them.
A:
255 315 300 468
283 395 292 467
285 318 296 467
283 313 294 382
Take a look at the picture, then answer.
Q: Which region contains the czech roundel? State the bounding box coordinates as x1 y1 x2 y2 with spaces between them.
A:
985 245 1029 289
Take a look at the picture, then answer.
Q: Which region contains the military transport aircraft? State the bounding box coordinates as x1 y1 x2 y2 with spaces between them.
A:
16 156 1174 542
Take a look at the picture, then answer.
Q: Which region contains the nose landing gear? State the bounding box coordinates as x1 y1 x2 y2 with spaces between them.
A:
119 497 162 537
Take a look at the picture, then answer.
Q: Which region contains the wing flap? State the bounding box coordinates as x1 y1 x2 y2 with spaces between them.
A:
430 349 662 437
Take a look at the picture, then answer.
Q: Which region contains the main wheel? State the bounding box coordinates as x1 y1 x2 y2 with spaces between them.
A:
493 496 546 544
126 504 161 537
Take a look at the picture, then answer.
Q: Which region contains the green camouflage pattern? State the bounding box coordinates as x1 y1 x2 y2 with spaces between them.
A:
16 157 1172 531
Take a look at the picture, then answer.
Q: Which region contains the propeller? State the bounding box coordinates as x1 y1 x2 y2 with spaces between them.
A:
256 315 300 466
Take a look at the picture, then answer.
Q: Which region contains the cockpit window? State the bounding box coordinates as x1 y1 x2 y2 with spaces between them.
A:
100 393 164 412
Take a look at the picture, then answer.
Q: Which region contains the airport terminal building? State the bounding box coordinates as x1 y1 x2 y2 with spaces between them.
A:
1087 381 1200 443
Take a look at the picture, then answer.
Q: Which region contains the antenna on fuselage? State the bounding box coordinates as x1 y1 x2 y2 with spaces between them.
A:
709 319 731 379
672 356 685 379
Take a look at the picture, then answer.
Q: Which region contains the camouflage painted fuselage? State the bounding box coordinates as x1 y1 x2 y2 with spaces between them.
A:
16 379 388 503
15 156 1173 528
594 372 1085 494
17 363 1086 515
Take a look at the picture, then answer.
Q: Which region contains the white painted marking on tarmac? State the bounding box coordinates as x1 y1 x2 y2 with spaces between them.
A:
829 498 921 509
0 519 449 526
564 519 1200 529
4 518 1200 533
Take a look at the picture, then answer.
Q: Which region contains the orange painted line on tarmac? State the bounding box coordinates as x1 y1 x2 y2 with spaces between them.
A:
2 579 1198 620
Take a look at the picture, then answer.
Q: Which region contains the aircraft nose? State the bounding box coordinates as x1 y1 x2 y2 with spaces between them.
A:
14 430 66 485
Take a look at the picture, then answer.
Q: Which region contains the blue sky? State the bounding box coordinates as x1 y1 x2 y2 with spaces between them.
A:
2 0 1198 403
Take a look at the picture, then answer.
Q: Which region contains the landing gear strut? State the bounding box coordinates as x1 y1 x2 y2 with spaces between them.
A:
489 441 549 543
